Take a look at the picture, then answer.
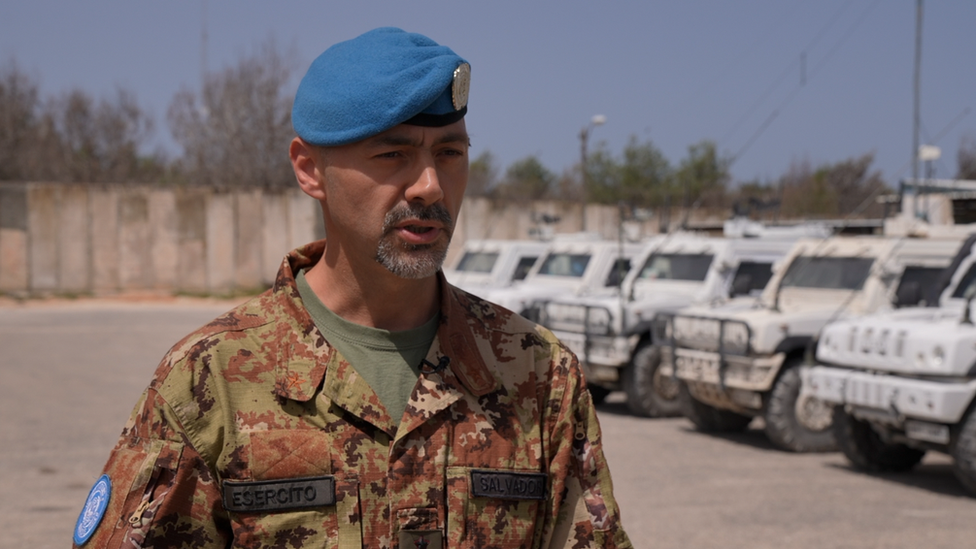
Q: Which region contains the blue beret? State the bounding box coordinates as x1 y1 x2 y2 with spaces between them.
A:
293 27 470 146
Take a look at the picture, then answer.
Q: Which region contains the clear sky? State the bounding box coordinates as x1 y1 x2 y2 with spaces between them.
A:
2 1 973 187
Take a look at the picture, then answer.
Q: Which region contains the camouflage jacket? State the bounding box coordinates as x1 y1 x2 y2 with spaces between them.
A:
75 241 632 549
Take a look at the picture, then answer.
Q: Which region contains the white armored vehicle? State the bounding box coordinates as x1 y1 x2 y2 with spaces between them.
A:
443 239 549 295
479 233 644 317
660 234 962 451
534 227 813 412
802 234 976 493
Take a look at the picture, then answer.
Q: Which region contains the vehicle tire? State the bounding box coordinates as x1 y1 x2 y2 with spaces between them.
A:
624 343 682 418
587 384 611 406
763 364 837 452
679 382 753 432
832 407 925 472
950 407 976 495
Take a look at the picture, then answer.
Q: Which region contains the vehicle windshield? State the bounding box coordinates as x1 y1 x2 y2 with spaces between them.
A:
950 262 976 299
454 251 498 273
537 253 591 278
730 261 774 297
513 256 539 281
637 253 713 281
605 259 632 287
780 256 874 290
896 265 947 305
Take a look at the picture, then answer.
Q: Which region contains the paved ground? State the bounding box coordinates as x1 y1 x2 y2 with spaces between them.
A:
1 300 974 548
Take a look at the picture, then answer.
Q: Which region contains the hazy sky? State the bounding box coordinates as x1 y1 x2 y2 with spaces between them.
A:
2 1 973 186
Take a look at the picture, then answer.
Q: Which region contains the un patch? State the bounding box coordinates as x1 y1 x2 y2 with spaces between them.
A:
471 470 547 500
223 476 336 513
73 474 111 545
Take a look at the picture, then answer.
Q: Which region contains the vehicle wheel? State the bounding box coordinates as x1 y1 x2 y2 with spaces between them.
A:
587 384 611 406
679 382 752 432
624 343 682 418
763 364 837 452
950 407 976 495
832 407 925 472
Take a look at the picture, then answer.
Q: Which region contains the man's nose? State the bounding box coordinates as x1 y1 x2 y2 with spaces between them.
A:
405 159 444 205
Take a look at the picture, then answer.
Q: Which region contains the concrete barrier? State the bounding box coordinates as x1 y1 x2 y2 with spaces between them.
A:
0 181 687 297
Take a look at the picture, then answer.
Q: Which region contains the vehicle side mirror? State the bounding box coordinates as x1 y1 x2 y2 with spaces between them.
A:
731 274 753 297
895 281 922 308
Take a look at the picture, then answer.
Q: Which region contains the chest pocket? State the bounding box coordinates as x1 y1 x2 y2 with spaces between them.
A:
446 467 546 548
224 429 362 549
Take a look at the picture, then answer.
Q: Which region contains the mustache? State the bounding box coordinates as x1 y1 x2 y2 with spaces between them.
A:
382 203 454 234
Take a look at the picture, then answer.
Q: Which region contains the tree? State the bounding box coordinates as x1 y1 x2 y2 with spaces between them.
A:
492 155 555 201
958 135 976 180
46 87 160 183
0 59 162 184
168 38 297 188
467 150 498 197
728 179 782 218
587 137 672 208
779 154 886 218
779 159 835 218
673 140 731 209
0 60 41 181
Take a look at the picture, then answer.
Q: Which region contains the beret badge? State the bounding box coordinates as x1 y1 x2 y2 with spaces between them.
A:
452 63 471 111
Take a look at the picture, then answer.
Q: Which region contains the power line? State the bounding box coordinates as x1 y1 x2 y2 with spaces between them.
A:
720 1 856 145
729 0 883 167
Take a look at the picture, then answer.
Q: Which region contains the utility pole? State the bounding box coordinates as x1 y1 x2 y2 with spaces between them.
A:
579 115 606 231
201 0 209 86
912 0 923 192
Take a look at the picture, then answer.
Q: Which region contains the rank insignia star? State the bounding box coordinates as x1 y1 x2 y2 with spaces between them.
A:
414 537 430 549
286 371 305 390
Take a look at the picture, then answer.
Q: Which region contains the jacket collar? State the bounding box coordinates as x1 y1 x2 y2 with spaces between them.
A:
271 240 499 405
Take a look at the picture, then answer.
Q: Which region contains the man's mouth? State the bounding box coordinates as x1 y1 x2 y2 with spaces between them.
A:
382 203 453 245
402 224 435 234
394 222 443 245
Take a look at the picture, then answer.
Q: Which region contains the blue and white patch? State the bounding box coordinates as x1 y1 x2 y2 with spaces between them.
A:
73 474 111 545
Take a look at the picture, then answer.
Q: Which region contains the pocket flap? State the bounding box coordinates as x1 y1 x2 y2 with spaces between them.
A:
248 430 332 480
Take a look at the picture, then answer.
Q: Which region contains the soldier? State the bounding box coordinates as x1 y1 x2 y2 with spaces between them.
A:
72 27 632 549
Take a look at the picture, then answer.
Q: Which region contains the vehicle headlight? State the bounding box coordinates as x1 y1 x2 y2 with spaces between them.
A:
673 316 721 350
721 322 749 355
930 345 945 368
586 308 612 336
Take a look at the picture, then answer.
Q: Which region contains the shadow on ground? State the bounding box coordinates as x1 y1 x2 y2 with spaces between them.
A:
824 461 973 499
677 423 782 452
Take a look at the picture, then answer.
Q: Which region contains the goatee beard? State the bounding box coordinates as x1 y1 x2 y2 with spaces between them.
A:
375 203 454 279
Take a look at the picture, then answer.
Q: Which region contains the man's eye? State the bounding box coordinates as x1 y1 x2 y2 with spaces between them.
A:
377 151 402 159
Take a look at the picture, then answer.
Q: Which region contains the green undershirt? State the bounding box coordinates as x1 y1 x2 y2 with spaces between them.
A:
296 270 438 425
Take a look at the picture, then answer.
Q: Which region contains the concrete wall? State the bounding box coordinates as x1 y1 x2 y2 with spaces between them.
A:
0 182 683 297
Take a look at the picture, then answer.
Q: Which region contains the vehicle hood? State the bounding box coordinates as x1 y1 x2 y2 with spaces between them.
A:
816 303 976 376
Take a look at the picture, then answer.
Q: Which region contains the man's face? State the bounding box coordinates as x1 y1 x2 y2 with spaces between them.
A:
318 120 469 279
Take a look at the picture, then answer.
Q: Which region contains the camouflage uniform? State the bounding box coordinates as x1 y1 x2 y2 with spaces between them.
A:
75 240 632 549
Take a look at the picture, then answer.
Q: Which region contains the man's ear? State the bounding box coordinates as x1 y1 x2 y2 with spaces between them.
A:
290 137 327 200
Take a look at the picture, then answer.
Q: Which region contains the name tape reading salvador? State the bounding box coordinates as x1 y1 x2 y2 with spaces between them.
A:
222 476 336 513
471 470 547 500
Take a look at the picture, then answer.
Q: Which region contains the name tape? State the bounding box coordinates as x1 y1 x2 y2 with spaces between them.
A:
470 470 547 500
222 476 336 513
